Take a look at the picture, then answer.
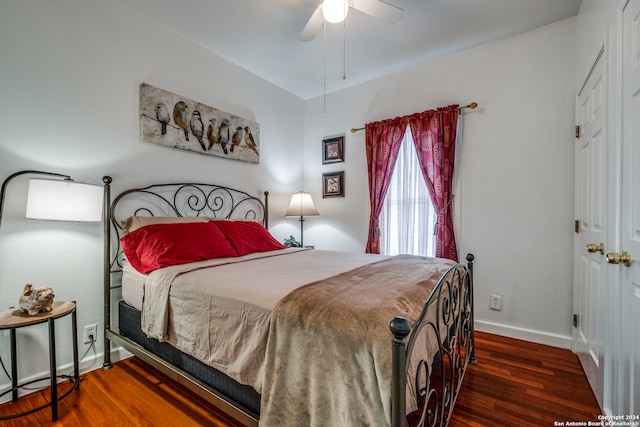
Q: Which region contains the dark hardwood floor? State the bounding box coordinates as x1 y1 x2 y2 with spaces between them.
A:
450 332 601 426
0 331 601 426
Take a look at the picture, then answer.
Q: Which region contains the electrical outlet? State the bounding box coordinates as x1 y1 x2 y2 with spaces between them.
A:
84 324 97 344
490 294 502 311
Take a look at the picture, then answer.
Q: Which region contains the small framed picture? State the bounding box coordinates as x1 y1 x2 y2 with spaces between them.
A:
322 136 344 164
322 171 345 198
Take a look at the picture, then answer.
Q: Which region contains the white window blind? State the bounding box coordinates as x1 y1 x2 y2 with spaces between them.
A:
380 128 437 257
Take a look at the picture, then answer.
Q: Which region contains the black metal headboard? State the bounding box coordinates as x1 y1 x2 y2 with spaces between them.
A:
109 181 268 229
101 176 269 368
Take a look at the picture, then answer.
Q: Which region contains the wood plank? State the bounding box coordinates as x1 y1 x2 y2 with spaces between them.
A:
1 331 601 426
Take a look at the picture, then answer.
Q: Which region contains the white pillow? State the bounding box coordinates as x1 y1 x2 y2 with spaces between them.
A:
121 216 209 235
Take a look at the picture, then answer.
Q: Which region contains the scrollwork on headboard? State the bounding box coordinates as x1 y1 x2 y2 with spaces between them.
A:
111 183 267 229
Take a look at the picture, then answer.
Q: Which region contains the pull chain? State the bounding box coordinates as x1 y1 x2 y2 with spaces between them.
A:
343 18 347 80
323 21 327 117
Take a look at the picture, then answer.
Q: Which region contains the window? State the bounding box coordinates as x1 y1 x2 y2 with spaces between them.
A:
379 128 437 257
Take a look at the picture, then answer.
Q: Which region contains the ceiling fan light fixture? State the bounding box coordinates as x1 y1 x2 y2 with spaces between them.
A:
322 0 349 23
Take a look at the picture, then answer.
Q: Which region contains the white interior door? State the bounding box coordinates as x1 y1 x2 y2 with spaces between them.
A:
620 0 640 413
573 48 606 409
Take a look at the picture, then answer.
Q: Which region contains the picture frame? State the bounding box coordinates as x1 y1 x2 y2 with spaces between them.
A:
322 136 344 164
322 171 345 198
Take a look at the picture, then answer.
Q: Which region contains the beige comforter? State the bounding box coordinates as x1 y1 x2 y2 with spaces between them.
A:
140 248 388 391
260 254 455 427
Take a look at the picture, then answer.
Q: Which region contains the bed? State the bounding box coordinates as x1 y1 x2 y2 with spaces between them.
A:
101 177 476 427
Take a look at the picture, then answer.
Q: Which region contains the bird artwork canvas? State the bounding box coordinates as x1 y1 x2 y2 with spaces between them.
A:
139 83 260 164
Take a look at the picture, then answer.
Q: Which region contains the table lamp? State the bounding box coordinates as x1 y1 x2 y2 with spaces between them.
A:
285 191 319 247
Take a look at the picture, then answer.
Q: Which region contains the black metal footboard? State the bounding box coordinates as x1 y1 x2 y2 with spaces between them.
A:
390 254 475 427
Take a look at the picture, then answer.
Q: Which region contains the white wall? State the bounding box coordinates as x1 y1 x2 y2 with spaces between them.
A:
0 0 305 399
303 18 578 347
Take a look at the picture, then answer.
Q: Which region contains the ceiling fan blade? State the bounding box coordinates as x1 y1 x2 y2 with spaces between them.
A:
299 4 324 41
350 0 404 24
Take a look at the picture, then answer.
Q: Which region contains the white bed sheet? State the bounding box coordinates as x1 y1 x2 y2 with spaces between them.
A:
122 263 145 310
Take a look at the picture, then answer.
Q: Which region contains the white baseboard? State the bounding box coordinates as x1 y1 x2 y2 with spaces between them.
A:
475 320 573 350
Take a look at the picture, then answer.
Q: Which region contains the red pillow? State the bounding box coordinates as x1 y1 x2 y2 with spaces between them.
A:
213 220 285 256
121 222 237 273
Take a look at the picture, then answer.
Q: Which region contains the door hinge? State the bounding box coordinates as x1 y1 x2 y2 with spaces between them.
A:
574 220 580 233
575 125 580 138
573 314 579 328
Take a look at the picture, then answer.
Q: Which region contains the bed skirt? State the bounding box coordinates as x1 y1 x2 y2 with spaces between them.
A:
117 300 261 417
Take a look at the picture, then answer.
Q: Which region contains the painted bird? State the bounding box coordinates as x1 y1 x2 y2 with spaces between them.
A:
206 118 218 150
218 119 231 154
155 103 170 135
190 110 205 150
230 127 243 153
244 126 259 155
173 101 189 141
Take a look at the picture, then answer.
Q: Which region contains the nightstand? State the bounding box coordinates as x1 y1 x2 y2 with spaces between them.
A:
0 301 79 421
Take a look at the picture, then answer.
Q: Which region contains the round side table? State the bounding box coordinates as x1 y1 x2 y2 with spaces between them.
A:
0 301 79 421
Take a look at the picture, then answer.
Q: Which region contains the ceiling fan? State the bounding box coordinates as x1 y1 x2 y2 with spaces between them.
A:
299 0 404 41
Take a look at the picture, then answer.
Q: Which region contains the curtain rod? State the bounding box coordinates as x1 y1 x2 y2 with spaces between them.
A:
349 102 478 134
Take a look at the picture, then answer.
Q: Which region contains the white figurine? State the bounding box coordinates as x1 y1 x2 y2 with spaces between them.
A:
19 283 54 315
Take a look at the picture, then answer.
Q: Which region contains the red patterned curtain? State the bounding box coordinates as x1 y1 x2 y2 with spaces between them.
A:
407 105 459 261
364 119 406 253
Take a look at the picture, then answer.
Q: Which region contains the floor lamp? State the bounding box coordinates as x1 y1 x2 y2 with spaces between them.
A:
285 191 319 247
0 170 103 420
1 170 103 228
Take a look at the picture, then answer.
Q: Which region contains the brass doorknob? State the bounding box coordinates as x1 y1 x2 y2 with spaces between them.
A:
586 243 604 254
606 251 631 267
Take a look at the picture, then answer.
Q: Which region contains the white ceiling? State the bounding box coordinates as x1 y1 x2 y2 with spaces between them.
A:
114 0 581 100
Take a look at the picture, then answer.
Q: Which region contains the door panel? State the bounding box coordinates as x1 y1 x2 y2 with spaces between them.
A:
621 0 640 413
574 49 606 409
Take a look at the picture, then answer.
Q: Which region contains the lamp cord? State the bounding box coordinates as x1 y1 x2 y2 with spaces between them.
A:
0 335 95 388
0 354 10 380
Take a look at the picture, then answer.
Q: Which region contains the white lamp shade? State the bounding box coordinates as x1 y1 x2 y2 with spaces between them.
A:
25 178 103 222
285 192 320 217
322 0 349 23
